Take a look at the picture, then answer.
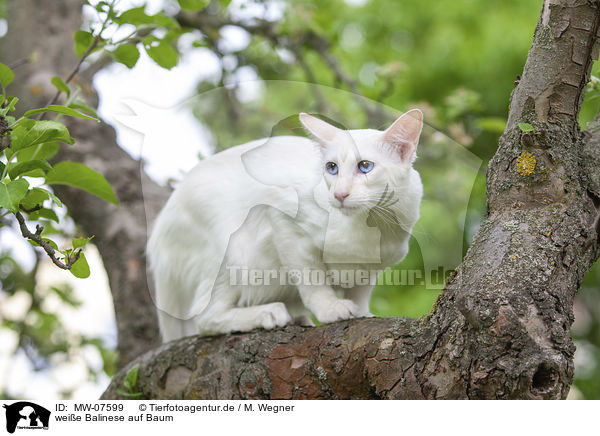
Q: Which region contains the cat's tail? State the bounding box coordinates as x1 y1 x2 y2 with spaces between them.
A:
147 206 189 342
147 208 212 342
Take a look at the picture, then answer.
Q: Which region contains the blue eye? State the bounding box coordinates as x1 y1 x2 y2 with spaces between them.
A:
358 160 374 173
326 162 338 175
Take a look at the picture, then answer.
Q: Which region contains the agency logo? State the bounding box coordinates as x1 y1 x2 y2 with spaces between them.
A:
2 402 50 433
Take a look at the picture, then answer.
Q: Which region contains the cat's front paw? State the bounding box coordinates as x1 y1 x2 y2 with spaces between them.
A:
258 302 293 330
315 299 360 324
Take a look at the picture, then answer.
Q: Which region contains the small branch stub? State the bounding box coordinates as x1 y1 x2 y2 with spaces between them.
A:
14 211 81 270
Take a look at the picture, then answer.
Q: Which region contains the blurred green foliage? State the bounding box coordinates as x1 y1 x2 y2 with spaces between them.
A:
0 251 116 399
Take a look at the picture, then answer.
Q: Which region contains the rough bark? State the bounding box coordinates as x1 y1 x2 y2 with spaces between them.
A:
102 0 600 400
0 0 166 367
101 318 447 400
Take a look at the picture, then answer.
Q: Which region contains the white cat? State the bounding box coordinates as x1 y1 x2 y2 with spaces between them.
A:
147 110 424 341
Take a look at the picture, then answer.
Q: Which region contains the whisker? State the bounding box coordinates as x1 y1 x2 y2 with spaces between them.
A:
370 207 401 229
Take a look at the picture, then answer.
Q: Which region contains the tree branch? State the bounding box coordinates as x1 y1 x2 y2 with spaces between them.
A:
175 11 383 125
101 311 570 400
506 0 600 132
14 211 81 270
37 4 111 120
99 317 493 400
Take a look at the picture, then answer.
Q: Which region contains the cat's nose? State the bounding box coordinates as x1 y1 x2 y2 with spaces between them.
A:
334 192 350 203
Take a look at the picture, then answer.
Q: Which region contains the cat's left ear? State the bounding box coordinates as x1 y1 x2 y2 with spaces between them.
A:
299 113 342 143
383 109 423 161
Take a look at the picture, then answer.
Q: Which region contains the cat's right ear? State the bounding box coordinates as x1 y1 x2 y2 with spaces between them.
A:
383 109 424 162
299 113 341 143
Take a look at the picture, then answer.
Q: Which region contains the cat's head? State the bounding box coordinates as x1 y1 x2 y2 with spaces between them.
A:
299 109 423 216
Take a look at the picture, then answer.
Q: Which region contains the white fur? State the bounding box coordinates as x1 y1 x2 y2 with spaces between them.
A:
148 110 424 341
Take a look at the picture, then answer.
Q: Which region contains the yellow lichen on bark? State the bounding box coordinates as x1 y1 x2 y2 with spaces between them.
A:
516 152 536 176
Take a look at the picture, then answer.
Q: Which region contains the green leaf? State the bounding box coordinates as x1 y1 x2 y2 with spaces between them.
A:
74 30 95 57
40 222 60 235
50 285 82 307
24 169 46 178
123 364 140 391
94 1 111 13
23 187 62 208
28 237 59 250
0 162 4 177
518 122 534 132
0 62 14 89
8 160 52 179
70 252 90 279
45 162 118 205
29 208 59 223
9 117 35 136
98 347 118 378
24 105 99 122
144 40 178 70
68 102 98 117
43 238 58 250
17 142 60 162
177 0 210 11
72 236 93 249
51 76 70 97
152 15 179 28
0 179 29 213
46 190 63 207
12 120 74 152
6 96 18 112
115 390 142 399
21 187 50 209
0 96 18 116
111 44 140 69
118 7 153 25
476 117 507 134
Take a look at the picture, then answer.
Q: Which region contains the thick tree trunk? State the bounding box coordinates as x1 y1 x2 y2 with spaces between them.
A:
102 0 600 399
0 0 165 367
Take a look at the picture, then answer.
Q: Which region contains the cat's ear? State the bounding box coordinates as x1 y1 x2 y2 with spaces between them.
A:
383 109 423 161
299 113 342 142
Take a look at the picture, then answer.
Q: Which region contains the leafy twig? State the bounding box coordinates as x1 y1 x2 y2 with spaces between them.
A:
37 2 115 121
19 204 42 213
14 211 81 270
7 57 31 70
176 12 382 124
